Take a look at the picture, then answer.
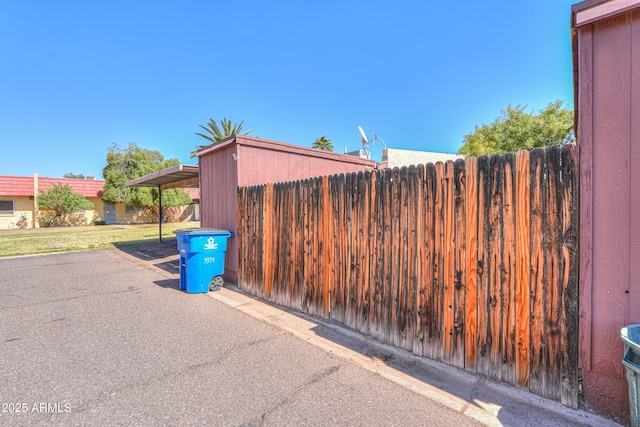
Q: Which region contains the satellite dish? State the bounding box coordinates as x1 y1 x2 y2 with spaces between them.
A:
356 125 386 159
358 126 369 146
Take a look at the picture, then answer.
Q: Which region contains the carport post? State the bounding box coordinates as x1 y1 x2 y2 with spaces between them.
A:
158 185 163 242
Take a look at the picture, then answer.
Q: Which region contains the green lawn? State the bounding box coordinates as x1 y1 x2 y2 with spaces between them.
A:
0 221 199 257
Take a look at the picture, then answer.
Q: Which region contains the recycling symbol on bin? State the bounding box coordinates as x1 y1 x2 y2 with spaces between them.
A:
204 237 218 250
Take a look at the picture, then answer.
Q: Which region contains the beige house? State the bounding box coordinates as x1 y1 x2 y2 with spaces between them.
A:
0 174 198 229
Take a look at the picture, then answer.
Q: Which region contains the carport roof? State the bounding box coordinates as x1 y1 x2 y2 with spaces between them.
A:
124 164 199 190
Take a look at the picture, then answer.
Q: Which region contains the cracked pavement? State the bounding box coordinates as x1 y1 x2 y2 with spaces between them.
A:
0 250 483 426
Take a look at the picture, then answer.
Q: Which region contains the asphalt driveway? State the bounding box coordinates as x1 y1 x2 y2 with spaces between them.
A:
0 248 621 426
0 250 482 426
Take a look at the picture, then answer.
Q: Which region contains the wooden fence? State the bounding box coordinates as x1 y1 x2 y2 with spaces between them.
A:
237 145 579 408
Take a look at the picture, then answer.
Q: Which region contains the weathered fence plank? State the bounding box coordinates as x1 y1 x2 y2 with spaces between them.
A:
443 162 455 365
544 147 562 401
262 183 274 298
488 154 504 381
361 171 375 334
399 167 412 351
413 165 426 357
407 166 419 354
422 163 436 358
515 150 531 390
313 177 323 316
431 162 444 361
349 172 357 323
382 168 394 345
276 183 287 306
452 159 466 369
355 171 367 332
529 148 546 397
329 174 346 323
292 181 304 310
502 153 516 385
301 179 311 313
371 169 386 342
560 145 579 408
476 155 491 377
464 157 478 371
389 167 401 348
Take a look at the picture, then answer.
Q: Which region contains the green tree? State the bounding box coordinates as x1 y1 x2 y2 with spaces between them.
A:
64 172 86 179
37 183 95 227
458 101 574 157
192 117 254 157
101 143 192 218
312 136 334 151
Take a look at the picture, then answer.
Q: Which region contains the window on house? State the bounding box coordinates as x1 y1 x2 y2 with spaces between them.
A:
0 200 14 215
125 205 145 213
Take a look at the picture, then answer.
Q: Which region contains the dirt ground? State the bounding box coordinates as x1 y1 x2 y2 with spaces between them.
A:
125 237 179 259
115 237 181 274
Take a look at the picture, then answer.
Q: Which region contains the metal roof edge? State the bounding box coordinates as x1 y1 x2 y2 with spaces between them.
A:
197 135 376 167
572 0 640 27
124 164 199 188
194 136 237 157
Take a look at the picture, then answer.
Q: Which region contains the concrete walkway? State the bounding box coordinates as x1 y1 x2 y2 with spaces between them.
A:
0 247 623 426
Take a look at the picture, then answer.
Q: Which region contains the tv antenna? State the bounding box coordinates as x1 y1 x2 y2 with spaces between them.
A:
358 126 386 159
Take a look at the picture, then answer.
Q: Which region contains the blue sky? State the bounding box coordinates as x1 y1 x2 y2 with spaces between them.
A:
0 1 577 179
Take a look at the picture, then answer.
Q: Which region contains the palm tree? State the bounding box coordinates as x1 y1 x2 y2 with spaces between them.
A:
312 136 334 152
191 118 255 157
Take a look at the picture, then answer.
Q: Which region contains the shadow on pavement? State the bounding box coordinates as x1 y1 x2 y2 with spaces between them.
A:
153 260 180 274
153 279 181 290
114 237 181 274
113 237 179 260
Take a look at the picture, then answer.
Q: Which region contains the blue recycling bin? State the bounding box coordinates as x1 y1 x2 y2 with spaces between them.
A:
173 228 233 293
622 325 640 427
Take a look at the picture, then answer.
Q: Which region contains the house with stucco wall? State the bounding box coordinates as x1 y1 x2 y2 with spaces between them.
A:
0 175 107 228
0 174 199 229
379 148 462 169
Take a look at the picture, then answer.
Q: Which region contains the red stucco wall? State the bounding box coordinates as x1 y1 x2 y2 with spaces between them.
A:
574 2 640 422
198 136 376 282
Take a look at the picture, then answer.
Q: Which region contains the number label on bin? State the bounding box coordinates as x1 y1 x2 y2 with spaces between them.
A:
203 257 216 264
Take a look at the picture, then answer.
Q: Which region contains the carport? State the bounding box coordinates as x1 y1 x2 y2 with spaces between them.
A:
124 164 199 241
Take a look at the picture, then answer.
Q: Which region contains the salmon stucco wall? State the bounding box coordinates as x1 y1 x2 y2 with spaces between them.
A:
574 3 640 422
198 144 239 282
197 135 376 283
236 142 375 187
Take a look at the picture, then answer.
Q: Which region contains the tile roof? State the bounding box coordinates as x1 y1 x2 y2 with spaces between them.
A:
0 175 105 197
183 187 200 200
39 177 105 197
0 176 34 196
0 175 197 200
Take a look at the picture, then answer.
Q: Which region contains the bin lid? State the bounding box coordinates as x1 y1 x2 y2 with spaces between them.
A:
621 324 640 352
173 228 233 236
